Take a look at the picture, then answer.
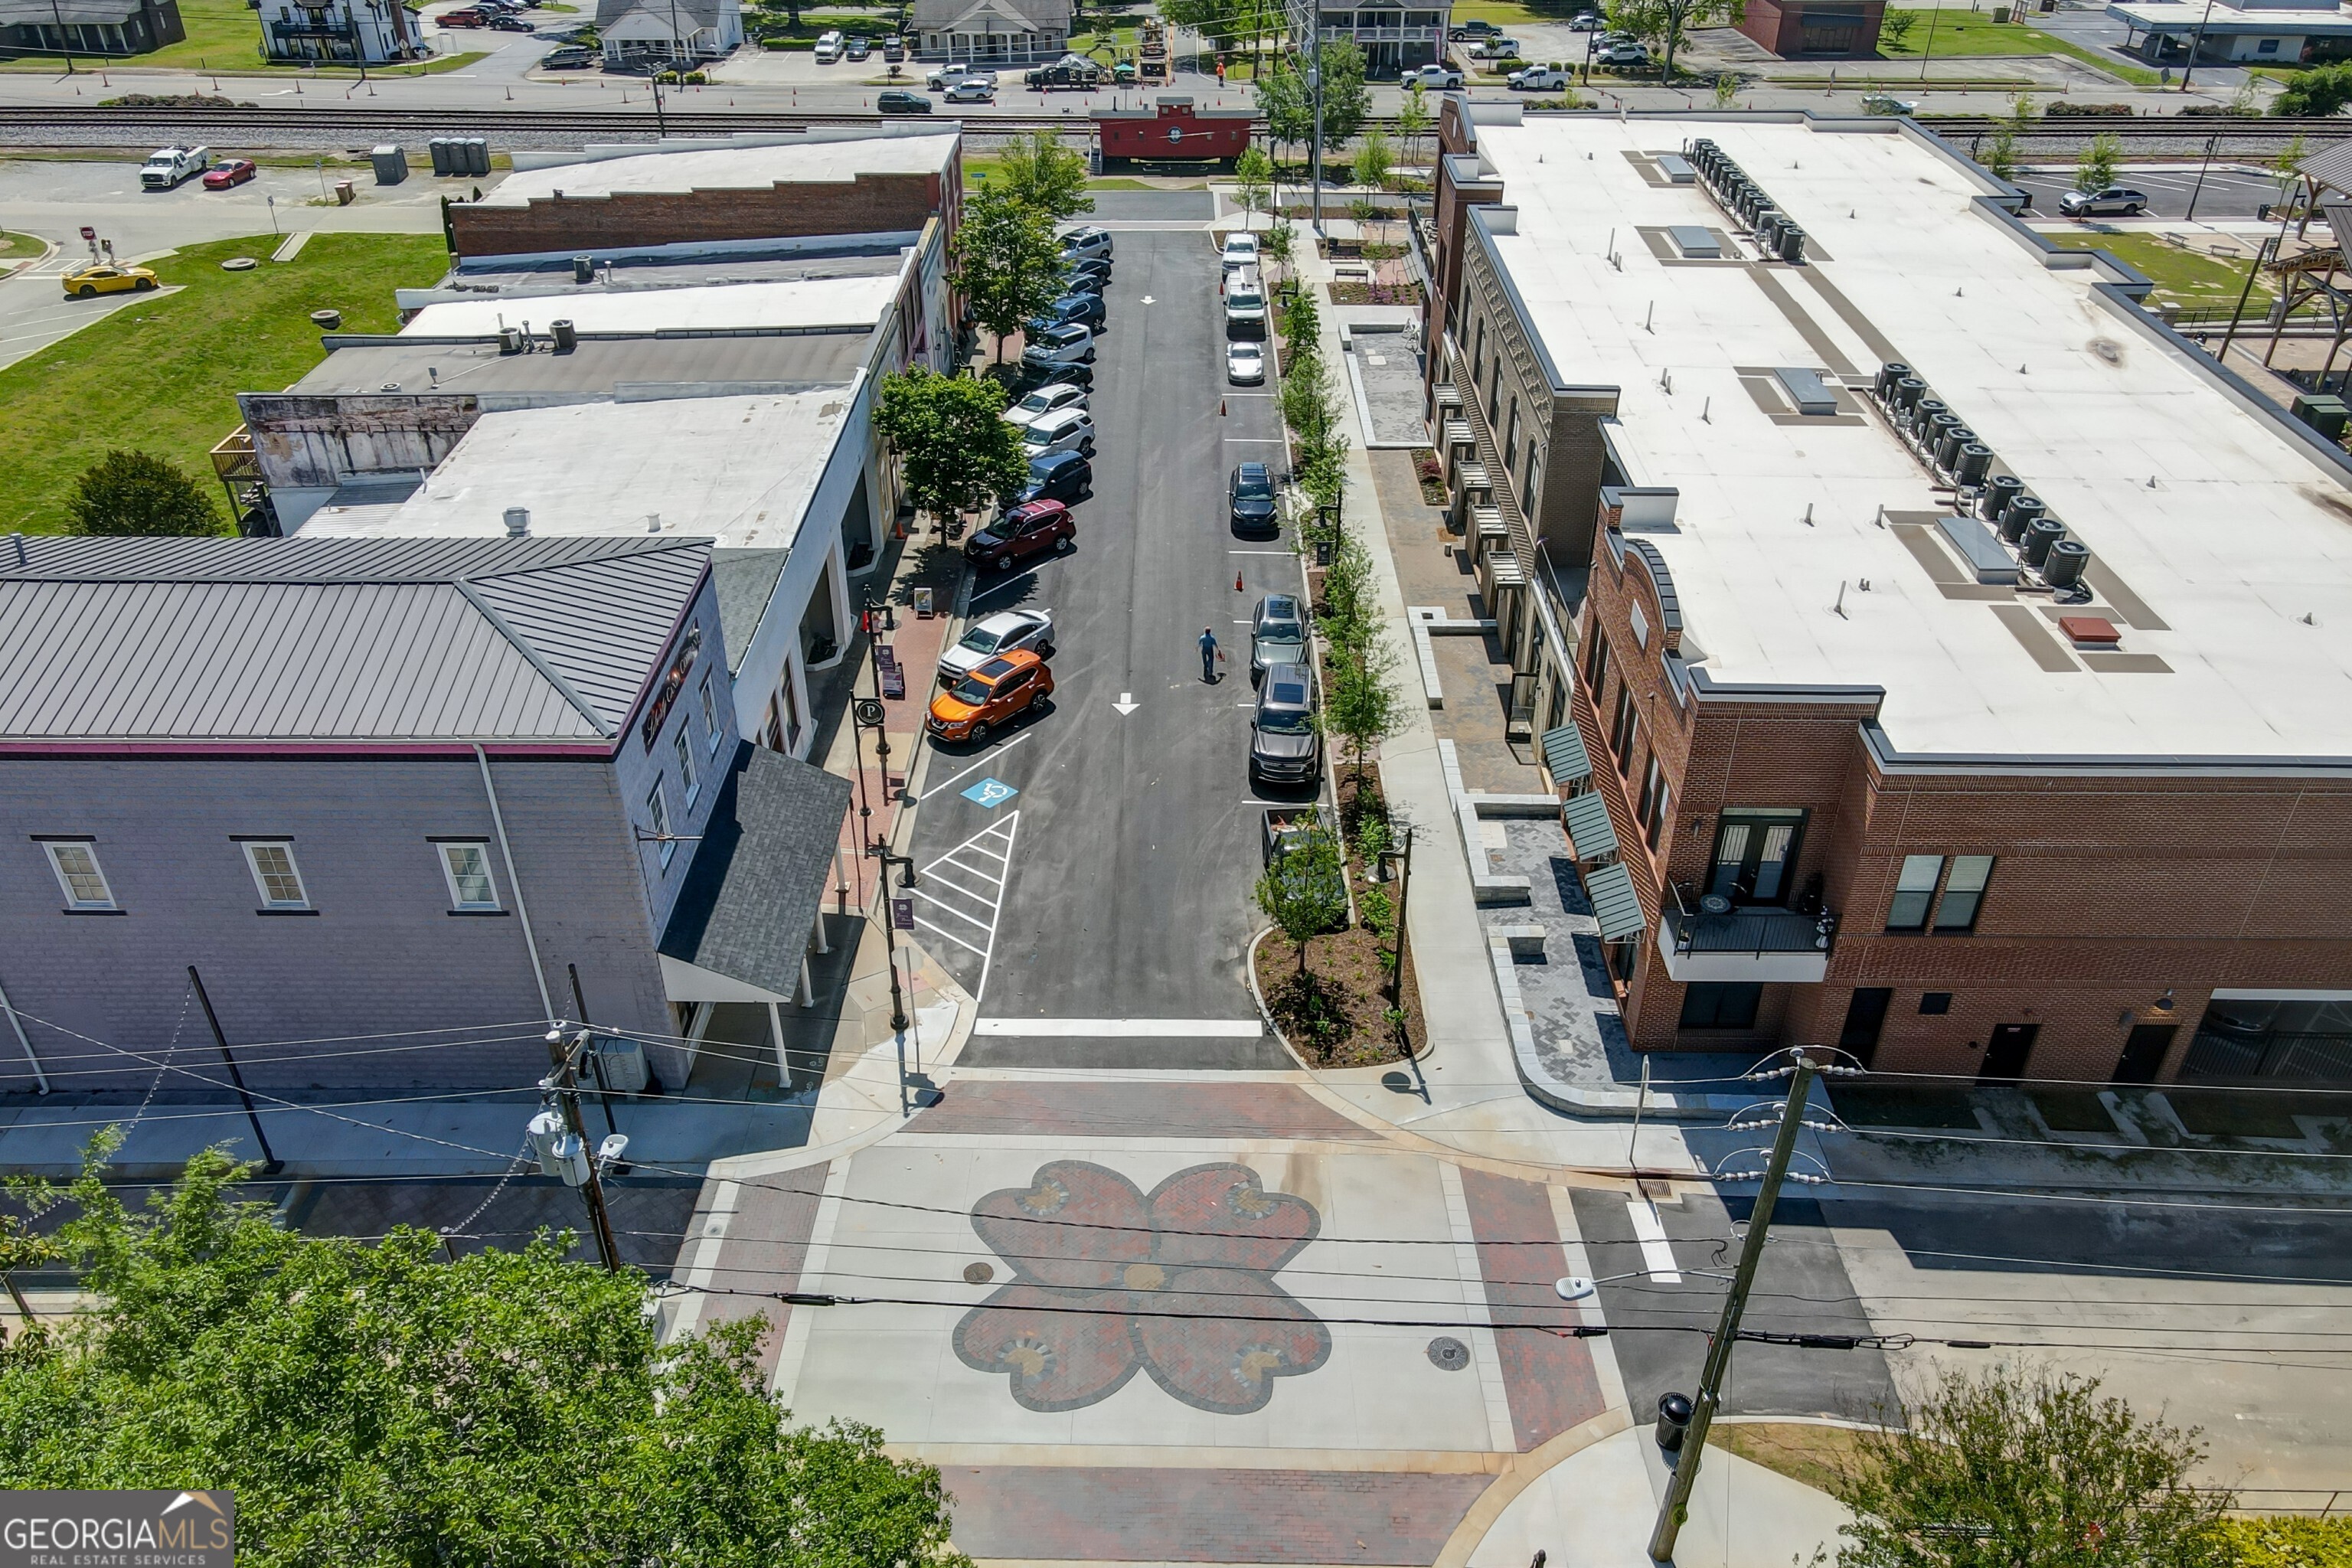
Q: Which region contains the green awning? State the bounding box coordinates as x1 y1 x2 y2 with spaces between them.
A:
1561 790 1618 864
1541 723 1592 786
1583 861 1648 942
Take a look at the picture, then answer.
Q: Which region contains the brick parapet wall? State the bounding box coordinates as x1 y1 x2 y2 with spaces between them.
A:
449 170 945 259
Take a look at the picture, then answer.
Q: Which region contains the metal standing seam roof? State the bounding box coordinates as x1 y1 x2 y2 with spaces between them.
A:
1582 861 1648 942
0 536 710 744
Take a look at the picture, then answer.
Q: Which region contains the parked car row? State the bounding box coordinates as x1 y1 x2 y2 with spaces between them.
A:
814 29 905 62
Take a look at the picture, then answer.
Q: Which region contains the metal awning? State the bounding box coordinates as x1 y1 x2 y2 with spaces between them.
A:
1540 723 1592 786
1561 789 1617 862
1583 861 1647 942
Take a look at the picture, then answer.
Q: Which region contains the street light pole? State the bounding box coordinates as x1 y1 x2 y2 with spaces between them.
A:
1647 1050 1820 1562
2179 0 2217 92
47 0 76 74
2184 132 2219 224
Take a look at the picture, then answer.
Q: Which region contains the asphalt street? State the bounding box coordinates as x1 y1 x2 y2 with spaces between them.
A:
2010 162 2295 219
907 226 1302 1068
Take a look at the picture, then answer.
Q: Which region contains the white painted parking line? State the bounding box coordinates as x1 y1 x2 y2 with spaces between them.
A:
919 811 1019 1003
971 1018 1265 1037
968 573 1037 608
1625 1199 1682 1283
1229 549 1290 555
1223 436 1287 443
919 734 1029 801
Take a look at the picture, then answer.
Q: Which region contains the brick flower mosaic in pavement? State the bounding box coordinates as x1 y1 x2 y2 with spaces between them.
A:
952 1160 1332 1415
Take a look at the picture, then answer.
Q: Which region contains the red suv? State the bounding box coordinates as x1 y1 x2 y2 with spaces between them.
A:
965 499 1073 571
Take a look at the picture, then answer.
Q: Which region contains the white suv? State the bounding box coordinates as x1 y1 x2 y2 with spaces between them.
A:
1004 380 1089 431
1021 405 1097 459
1224 269 1267 335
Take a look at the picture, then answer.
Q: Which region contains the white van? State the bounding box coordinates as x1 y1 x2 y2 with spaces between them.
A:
814 28 843 60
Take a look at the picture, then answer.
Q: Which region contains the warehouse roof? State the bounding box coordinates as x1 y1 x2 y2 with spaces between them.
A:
293 391 851 551
1467 113 2352 764
284 328 871 400
0 536 709 745
400 275 900 338
482 132 959 210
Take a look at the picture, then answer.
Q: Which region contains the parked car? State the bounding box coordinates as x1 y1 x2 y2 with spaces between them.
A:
966 498 1076 570
1022 322 1096 367
1058 266 1105 298
881 33 904 59
1227 340 1266 384
1030 292 1105 332
844 33 870 58
1027 58 1101 89
1250 663 1321 786
2059 185 2148 217
1229 462 1277 531
201 157 257 189
1597 39 1650 65
1060 226 1114 261
1468 35 1520 57
1570 9 1602 27
877 89 933 113
927 649 1054 746
1508 65 1570 89
1250 593 1308 684
139 144 211 189
437 6 488 22
1859 93 1918 115
1012 450 1093 506
1402 63 1463 90
1063 255 1112 289
926 60 972 88
1220 231 1259 272
1449 18 1498 38
60 262 157 298
488 15 534 31
939 609 1056 686
814 28 842 60
1004 380 1089 430
1021 406 1096 460
541 44 596 65
1223 275 1267 336
1015 355 1093 392
944 77 995 102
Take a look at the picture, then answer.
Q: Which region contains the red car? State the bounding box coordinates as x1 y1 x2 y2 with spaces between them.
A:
201 158 256 190
439 7 487 23
964 499 1074 571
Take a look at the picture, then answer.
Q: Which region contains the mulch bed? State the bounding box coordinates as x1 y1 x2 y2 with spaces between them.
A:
1328 282 1418 306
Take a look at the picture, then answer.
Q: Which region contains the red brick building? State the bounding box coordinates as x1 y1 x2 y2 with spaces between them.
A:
1422 108 2352 1086
1735 0 1886 58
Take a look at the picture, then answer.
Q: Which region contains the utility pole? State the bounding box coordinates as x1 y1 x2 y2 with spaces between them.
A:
2218 228 2281 361
2179 0 2217 93
1309 19 1325 235
46 0 75 74
568 962 619 1140
538 1029 622 1272
2184 133 2219 224
187 966 283 1175
1647 1050 1819 1562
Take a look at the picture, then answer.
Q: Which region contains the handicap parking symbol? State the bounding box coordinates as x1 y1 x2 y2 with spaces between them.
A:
962 777 1019 808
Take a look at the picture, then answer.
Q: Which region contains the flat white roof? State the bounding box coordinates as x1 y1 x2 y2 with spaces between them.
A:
1474 115 2352 763
400 274 901 338
292 391 851 551
483 133 959 210
2108 0 2352 31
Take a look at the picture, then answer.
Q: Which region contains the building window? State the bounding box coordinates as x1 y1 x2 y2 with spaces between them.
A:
1935 854 1995 932
648 782 675 867
1680 982 1761 1030
438 843 500 911
243 841 309 910
1709 810 1805 905
700 675 723 756
1472 318 1486 384
1504 397 1521 471
1611 683 1639 772
1919 991 1954 1015
1886 853 1943 930
2257 35 2280 52
43 841 115 910
1524 446 1541 518
675 728 699 808
1584 624 1609 689
1636 753 1669 850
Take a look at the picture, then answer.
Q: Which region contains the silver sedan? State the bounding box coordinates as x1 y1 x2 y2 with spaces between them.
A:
1227 340 1266 385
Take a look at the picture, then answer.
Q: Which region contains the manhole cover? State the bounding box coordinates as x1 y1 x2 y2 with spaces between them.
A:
963 1261 995 1285
220 256 257 271
1426 1336 1469 1370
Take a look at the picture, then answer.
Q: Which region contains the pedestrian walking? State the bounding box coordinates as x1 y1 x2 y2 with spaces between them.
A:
1200 626 1225 684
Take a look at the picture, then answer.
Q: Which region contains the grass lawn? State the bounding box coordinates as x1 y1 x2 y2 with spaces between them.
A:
2 230 48 266
0 231 447 535
1878 8 2161 83
0 0 485 78
2048 230 2277 308
1712 1422 1872 1494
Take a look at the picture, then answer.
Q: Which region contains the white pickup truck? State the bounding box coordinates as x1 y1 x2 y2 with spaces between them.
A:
140 145 211 190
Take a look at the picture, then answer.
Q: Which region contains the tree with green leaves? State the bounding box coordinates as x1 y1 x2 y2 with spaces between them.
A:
1836 1367 2231 1568
1878 8 1916 49
1316 35 1373 143
1318 528 1377 645
1350 128 1394 193
951 178 1069 361
874 366 1031 527
2073 130 2122 194
997 128 1094 222
1325 625 1401 783
1263 214 1297 286
0 1215 58 1336
1256 57 1314 168
2273 60 2352 116
1606 0 1741 78
1396 80 1433 172
0 1139 969 1567
66 449 223 537
1256 822 1347 975
1236 142 1274 224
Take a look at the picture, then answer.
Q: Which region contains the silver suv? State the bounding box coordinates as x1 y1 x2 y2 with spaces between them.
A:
1249 662 1321 786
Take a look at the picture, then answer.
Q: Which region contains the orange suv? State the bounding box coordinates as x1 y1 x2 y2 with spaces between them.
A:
926 648 1054 745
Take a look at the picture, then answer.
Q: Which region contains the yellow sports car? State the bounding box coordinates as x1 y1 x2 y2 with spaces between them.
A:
60 263 158 299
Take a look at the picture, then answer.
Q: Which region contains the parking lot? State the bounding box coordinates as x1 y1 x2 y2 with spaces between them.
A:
900 226 1302 1068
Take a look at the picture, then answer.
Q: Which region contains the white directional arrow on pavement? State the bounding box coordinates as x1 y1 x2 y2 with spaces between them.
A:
1113 692 1139 715
1139 296 1155 305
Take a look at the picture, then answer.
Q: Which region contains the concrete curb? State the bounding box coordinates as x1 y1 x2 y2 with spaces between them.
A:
1243 924 1318 1073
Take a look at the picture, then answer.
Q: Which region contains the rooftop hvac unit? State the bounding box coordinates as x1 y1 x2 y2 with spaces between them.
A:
1893 376 1926 414
1776 224 1806 265
1873 361 1910 401
1980 473 2023 522
1911 397 1948 439
550 318 577 353
1999 494 2045 544
1954 443 1992 488
498 325 524 355
2044 537 2090 590
1936 425 1971 472
573 254 594 284
592 1036 651 1095
2022 515 2067 569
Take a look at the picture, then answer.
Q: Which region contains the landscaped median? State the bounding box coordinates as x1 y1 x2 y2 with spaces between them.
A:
0 232 447 534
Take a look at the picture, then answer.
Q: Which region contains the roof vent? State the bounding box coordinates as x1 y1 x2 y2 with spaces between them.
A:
646 512 662 533
504 507 530 537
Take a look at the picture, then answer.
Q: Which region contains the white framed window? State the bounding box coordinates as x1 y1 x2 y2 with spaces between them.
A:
242 841 309 910
437 842 500 911
648 782 675 867
700 675 723 756
675 728 699 808
43 841 116 910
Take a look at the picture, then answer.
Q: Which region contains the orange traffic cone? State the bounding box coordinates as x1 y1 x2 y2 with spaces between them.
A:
1235 570 1244 592
1220 397 1227 415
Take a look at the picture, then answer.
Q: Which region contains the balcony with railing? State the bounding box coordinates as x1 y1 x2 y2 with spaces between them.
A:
1658 884 1835 984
